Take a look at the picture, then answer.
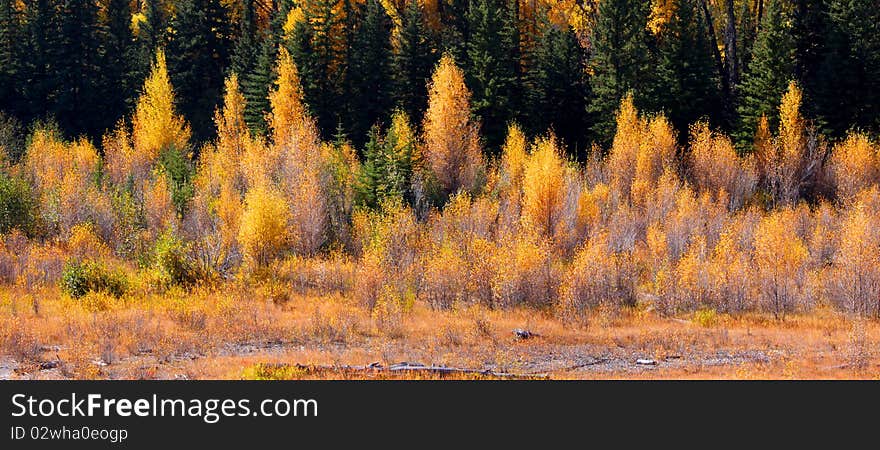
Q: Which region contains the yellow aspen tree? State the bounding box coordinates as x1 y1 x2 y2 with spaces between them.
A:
23 130 103 237
607 93 642 196
522 134 566 238
265 48 328 255
268 47 320 163
132 49 191 159
496 123 528 227
753 210 810 320
757 81 826 206
832 203 880 316
214 74 250 159
829 133 880 203
499 123 528 194
238 184 292 269
422 54 484 199
631 115 676 205
689 121 758 210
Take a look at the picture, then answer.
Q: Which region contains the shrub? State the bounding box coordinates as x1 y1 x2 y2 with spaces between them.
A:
828 133 879 203
238 185 291 269
559 233 639 315
150 231 200 289
61 260 128 299
0 172 37 235
693 308 718 328
158 145 195 218
0 111 25 163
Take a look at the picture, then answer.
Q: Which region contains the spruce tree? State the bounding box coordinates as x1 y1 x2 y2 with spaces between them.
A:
355 125 385 208
231 0 259 77
240 0 292 136
587 0 654 147
735 0 795 151
816 0 880 137
167 0 231 143
792 0 828 123
21 0 61 126
289 0 346 138
0 0 20 115
391 0 436 128
101 0 138 128
135 0 168 89
347 0 393 148
526 19 590 158
466 0 521 153
54 0 104 138
651 0 722 139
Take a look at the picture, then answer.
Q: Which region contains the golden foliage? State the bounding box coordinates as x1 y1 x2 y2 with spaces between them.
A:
422 54 484 198
753 209 810 319
689 121 758 209
559 233 638 316
132 50 191 159
829 132 880 203
269 47 320 160
607 94 676 205
238 185 291 269
831 202 880 316
521 134 567 238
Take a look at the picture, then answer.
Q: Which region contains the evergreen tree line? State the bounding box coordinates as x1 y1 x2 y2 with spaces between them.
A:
0 0 878 160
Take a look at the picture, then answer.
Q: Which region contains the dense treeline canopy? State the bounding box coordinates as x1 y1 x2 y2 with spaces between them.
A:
0 0 877 156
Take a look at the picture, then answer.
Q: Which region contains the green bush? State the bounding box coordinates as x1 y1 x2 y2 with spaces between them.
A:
151 231 199 288
61 260 128 299
0 172 36 235
159 146 194 218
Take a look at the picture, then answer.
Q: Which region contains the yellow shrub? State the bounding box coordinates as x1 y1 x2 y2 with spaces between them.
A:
521 135 567 238
238 185 291 269
829 133 880 203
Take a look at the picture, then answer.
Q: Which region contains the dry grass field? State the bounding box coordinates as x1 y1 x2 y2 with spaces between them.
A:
2 281 878 380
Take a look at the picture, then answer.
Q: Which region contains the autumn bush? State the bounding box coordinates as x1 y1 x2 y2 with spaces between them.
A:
61 259 128 300
238 185 291 271
0 171 37 235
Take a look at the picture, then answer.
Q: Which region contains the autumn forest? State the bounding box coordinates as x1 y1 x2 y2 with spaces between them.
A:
1 0 880 379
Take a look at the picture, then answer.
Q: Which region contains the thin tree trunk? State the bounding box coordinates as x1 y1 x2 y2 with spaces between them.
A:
724 0 739 89
700 0 731 114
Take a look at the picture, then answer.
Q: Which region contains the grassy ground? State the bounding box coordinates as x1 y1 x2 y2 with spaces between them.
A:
1 283 878 380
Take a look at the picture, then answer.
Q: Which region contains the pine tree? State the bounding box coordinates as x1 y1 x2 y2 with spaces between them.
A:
587 0 654 147
289 0 347 138
439 0 469 62
101 0 138 129
54 0 104 138
347 0 393 148
240 0 292 136
135 0 168 89
651 0 722 139
791 0 828 123
231 0 259 78
355 110 417 209
816 0 880 137
166 0 231 144
0 0 20 115
466 0 520 153
526 19 589 159
21 0 61 126
391 0 436 128
735 0 795 151
355 125 385 208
